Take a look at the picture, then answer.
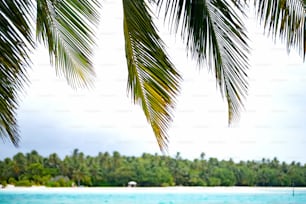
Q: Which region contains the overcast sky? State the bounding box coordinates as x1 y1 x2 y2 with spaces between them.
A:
0 1 305 163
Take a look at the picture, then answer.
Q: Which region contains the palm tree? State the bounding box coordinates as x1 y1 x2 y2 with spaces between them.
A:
1 0 305 151
0 0 99 144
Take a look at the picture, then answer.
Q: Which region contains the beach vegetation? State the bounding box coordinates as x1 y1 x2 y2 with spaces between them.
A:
15 179 32 187
0 150 305 187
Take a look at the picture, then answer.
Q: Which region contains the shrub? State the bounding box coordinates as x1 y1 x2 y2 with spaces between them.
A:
15 180 32 187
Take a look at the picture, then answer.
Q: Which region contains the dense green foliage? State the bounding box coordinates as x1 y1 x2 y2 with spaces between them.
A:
0 150 305 187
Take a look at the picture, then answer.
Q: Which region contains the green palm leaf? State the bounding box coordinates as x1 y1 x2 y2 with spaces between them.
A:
254 0 305 59
123 0 181 151
0 0 34 145
36 0 100 87
1 0 100 145
156 0 249 123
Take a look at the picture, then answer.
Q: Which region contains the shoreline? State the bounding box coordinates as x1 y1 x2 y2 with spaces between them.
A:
1 186 306 193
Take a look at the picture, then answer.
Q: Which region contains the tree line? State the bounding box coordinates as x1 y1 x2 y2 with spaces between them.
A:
0 150 305 187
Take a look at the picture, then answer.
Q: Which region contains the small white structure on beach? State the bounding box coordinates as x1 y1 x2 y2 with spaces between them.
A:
127 181 137 187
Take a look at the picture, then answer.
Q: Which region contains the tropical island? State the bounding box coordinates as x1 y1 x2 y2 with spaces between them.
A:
0 149 305 188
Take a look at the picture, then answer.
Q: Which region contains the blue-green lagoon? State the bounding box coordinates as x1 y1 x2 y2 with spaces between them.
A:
0 187 305 204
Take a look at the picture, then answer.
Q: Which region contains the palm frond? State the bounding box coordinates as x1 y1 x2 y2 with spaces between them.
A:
0 0 34 145
123 0 181 151
156 0 249 123
36 0 100 88
254 0 305 59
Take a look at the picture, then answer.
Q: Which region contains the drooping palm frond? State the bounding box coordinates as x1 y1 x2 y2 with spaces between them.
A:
254 0 305 60
156 0 249 123
123 0 181 151
36 0 100 88
0 0 34 145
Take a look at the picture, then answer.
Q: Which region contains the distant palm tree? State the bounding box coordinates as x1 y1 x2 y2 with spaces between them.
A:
0 0 305 151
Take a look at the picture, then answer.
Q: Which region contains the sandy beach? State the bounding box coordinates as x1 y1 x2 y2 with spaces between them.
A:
1 186 306 194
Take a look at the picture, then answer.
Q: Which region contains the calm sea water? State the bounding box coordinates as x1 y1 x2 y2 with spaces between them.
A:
0 187 305 204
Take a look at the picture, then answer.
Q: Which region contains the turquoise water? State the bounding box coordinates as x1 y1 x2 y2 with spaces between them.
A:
0 188 306 204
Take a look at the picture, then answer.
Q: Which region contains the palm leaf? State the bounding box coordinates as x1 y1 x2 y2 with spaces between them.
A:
123 0 181 151
254 0 306 60
36 0 100 88
156 0 249 123
0 0 34 145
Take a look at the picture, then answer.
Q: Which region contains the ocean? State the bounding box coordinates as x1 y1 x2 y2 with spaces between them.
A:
0 187 305 204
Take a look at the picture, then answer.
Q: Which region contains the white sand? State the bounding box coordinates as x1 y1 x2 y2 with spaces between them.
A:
1 186 306 194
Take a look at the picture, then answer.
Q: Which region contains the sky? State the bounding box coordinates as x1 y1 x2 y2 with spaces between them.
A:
0 1 305 163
